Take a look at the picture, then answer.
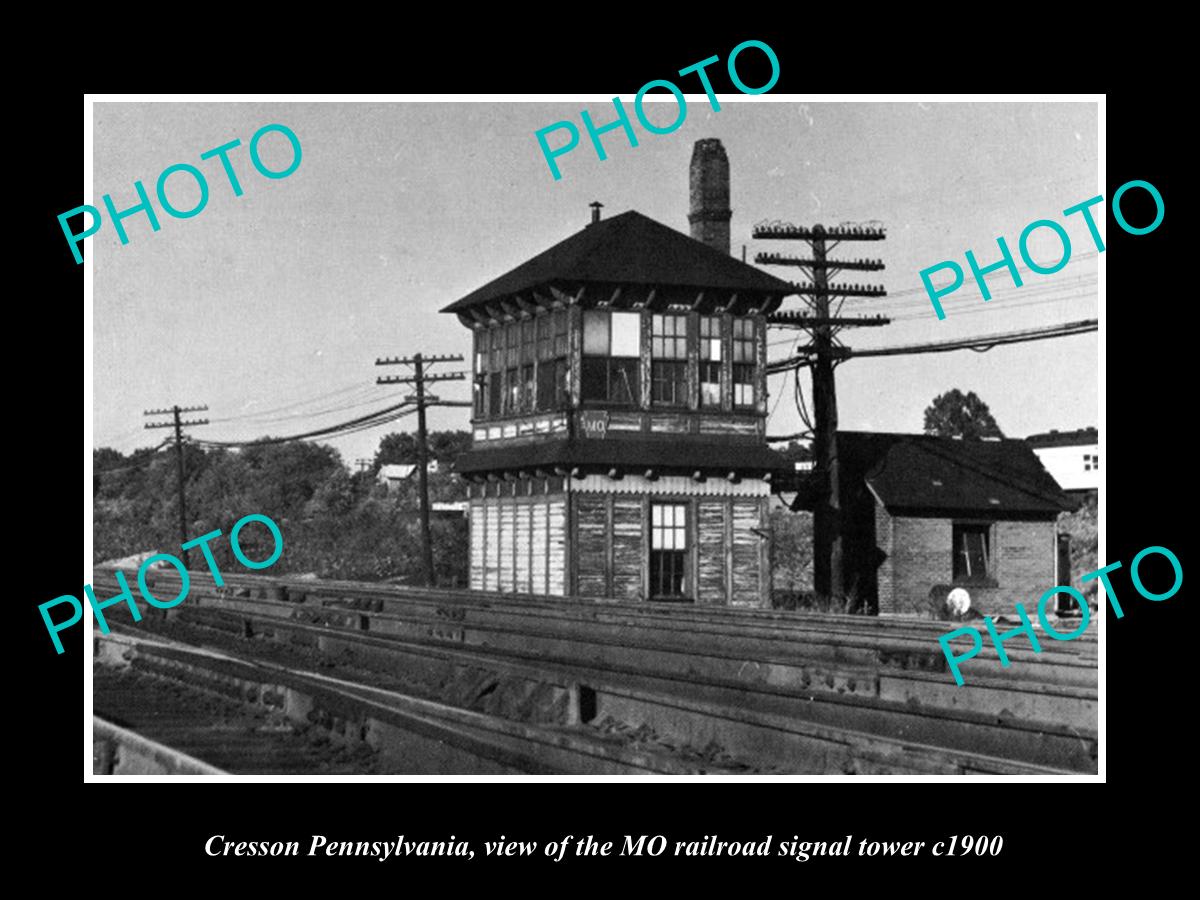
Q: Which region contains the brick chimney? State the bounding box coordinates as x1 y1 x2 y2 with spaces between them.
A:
688 138 731 255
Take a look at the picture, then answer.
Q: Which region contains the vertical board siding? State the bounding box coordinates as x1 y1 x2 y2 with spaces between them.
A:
530 500 548 595
697 499 728 604
576 494 608 597
469 499 485 590
498 502 515 592
548 497 567 595
515 501 532 594
731 499 761 605
612 498 644 600
484 501 500 591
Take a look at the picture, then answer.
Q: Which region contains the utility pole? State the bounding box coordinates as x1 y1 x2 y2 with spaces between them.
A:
144 404 209 566
355 458 372 474
375 354 468 587
754 223 888 610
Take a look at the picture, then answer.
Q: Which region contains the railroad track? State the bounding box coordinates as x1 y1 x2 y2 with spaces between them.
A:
92 568 1098 774
93 716 227 775
95 631 754 775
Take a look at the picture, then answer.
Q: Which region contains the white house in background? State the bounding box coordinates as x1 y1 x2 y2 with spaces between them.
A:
1024 427 1099 495
378 460 439 493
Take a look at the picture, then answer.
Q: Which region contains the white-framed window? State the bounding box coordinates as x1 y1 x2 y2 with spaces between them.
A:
650 502 689 600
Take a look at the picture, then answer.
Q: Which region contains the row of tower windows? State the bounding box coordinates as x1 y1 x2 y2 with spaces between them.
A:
472 310 761 419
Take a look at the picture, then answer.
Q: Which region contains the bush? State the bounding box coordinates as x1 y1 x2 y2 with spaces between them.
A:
1059 492 1098 602
770 506 813 594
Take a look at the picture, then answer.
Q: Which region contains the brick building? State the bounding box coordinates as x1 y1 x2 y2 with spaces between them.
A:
443 140 792 605
800 431 1077 618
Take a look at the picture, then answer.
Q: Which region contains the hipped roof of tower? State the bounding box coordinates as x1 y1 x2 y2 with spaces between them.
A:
441 210 793 320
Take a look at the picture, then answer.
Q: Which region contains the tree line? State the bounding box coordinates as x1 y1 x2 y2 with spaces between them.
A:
94 431 473 585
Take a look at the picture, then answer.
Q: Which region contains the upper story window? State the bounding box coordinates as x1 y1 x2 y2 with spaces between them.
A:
476 307 767 420
699 316 722 408
473 330 487 417
487 327 504 416
651 314 688 406
732 317 757 408
477 311 570 422
582 310 641 405
1084 452 1099 472
520 319 536 364
536 310 568 411
504 323 522 414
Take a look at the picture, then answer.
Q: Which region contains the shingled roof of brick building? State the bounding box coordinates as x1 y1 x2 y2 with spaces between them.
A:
441 210 793 314
805 431 1078 516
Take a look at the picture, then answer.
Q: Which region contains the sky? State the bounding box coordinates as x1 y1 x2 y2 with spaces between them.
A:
92 99 1099 466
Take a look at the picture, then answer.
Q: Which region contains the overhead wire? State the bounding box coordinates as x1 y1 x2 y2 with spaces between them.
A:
209 388 399 426
196 398 422 448
208 381 386 422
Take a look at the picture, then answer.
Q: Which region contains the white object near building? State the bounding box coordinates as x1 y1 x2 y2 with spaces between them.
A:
947 587 971 617
1024 427 1098 495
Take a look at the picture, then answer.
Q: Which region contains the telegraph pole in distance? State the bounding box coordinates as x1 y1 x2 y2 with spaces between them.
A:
144 404 209 566
375 353 468 587
754 223 888 610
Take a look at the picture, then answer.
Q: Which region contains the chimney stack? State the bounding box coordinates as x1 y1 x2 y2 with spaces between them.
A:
589 200 604 225
688 139 731 255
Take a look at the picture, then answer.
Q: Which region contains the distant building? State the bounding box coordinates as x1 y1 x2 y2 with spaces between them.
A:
1024 427 1099 497
793 431 1077 618
378 460 439 493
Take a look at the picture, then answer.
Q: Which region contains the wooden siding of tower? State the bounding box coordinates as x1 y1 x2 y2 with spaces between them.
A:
468 481 569 596
563 479 770 606
697 499 727 604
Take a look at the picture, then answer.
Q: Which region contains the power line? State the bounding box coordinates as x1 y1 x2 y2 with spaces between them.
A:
197 398 421 447
883 289 1097 323
209 387 394 426
765 319 1097 373
764 291 1099 357
207 382 380 423
833 273 1099 318
848 319 1098 359
869 250 1100 301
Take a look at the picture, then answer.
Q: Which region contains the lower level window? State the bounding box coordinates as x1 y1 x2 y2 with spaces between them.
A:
650 503 689 599
953 523 991 581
